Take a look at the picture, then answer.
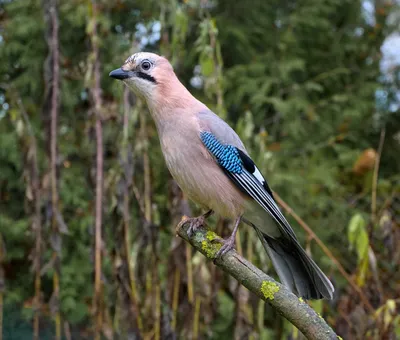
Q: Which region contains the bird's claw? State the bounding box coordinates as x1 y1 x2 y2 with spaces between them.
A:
213 235 236 263
178 215 206 237
187 217 205 237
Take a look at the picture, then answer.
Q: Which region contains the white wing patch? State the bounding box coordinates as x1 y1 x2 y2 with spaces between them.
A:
252 165 266 185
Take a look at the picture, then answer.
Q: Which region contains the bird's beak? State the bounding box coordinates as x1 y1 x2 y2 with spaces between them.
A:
109 68 131 80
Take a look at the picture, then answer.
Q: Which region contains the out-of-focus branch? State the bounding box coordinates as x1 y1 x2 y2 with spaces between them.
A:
176 220 338 340
15 95 43 340
272 192 374 313
114 86 143 337
139 107 152 223
42 0 61 338
88 1 104 338
49 3 61 338
371 128 386 223
0 234 4 340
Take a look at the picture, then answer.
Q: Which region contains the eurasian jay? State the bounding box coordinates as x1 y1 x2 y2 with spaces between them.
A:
110 52 334 300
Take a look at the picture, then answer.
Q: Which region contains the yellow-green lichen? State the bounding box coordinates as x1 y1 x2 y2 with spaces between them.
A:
337 337 343 340
318 313 323 319
260 281 279 300
298 297 304 303
201 240 222 258
206 231 219 241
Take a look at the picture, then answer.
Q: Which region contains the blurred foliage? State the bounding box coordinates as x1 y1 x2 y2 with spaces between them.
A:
0 0 399 339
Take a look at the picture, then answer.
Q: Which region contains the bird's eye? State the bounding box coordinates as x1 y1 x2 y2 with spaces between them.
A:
141 60 151 71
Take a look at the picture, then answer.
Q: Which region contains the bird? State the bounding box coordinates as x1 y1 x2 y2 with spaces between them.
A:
109 52 334 300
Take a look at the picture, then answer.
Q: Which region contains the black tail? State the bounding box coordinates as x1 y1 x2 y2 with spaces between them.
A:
254 228 334 300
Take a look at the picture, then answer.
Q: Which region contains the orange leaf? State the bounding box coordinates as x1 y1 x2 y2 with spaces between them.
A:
352 148 377 175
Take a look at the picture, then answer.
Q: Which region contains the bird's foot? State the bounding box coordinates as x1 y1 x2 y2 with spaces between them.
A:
214 234 236 260
186 216 206 237
213 215 242 262
177 210 213 238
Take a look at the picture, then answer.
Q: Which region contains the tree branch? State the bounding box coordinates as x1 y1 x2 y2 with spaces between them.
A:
176 219 338 340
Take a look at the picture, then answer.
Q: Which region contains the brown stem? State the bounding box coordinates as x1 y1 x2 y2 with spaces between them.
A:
186 243 194 304
371 128 386 223
246 229 257 337
42 0 61 337
0 292 2 340
272 192 374 313
0 235 4 340
171 269 180 332
64 321 72 340
123 195 143 333
257 297 264 336
207 17 225 117
89 1 104 338
50 4 61 338
93 58 103 340
154 276 161 340
16 96 42 340
33 182 41 340
140 110 152 222
193 296 201 340
123 88 130 140
121 78 143 336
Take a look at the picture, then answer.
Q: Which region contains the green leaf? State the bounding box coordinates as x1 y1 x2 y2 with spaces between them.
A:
348 213 366 250
200 54 215 77
347 214 370 286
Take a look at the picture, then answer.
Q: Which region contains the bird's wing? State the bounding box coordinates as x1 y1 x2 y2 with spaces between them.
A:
199 129 297 241
197 115 335 300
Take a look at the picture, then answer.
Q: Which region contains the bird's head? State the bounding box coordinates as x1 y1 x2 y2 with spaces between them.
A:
109 52 174 100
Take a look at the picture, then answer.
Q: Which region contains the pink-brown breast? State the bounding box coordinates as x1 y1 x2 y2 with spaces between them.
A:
157 115 246 219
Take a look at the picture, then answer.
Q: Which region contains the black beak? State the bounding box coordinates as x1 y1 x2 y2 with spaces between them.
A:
109 68 130 80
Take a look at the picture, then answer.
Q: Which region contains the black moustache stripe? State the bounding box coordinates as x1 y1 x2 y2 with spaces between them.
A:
136 71 157 84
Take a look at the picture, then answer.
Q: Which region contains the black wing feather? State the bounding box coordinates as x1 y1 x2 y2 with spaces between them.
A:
220 149 298 240
236 149 274 197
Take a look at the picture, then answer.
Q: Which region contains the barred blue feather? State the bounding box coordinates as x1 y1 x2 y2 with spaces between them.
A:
200 131 243 173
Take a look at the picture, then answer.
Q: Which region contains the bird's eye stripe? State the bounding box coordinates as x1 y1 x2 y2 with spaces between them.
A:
136 72 157 84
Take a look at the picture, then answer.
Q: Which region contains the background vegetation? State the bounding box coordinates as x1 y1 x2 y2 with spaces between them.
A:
0 0 399 339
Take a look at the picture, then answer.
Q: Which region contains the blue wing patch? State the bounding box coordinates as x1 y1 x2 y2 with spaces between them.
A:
200 131 243 173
